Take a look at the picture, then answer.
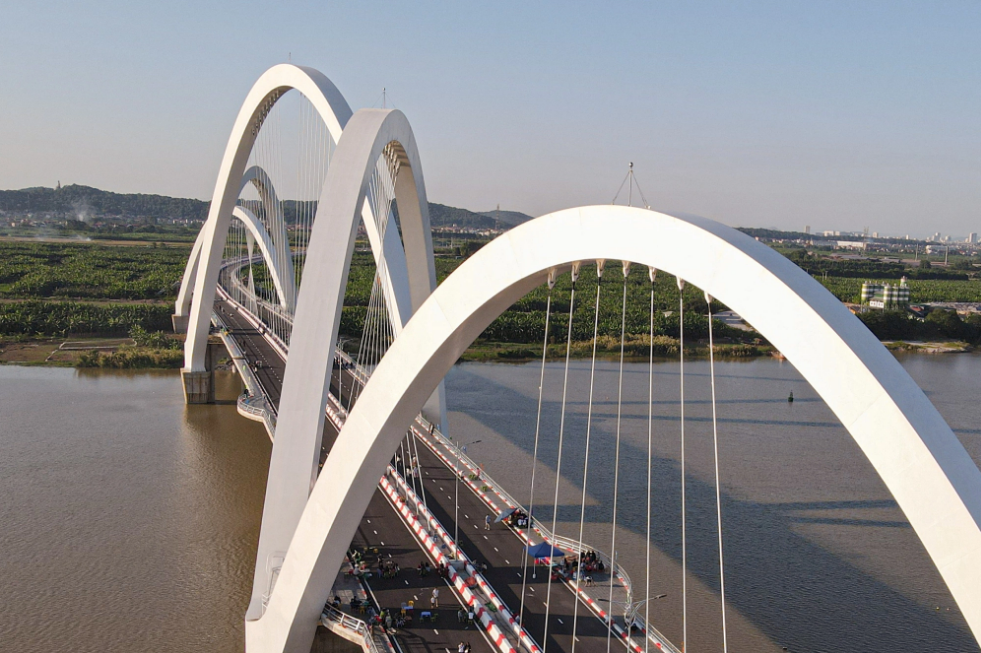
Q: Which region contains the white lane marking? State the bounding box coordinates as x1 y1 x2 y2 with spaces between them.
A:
543 601 548 607
505 559 510 565
558 618 564 624
494 547 499 552
373 530 378 535
516 573 522 578
448 495 453 500
380 541 385 546
405 580 409 585
473 524 479 529
529 587 535 592
414 595 419 601
464 514 469 519
367 519 371 524
434 630 439 635
483 535 489 540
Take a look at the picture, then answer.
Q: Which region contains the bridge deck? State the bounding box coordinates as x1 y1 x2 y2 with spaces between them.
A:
216 299 636 653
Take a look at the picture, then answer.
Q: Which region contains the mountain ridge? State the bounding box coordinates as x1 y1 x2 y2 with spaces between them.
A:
0 184 534 230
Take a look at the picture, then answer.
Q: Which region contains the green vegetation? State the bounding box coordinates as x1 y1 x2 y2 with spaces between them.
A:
784 250 970 281
336 253 758 361
76 346 183 368
817 277 981 304
858 309 981 344
0 241 190 300
0 301 172 337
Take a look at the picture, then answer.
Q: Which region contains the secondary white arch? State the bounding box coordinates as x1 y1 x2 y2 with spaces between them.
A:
174 164 300 328
247 206 981 653
229 205 292 309
239 165 297 311
246 107 439 624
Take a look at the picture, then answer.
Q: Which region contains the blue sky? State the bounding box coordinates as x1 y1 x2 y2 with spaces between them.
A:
1 1 978 237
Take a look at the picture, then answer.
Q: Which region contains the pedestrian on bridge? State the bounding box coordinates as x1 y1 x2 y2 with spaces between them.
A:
484 515 491 530
432 587 439 608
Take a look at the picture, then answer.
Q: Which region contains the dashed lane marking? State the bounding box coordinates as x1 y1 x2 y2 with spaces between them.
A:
505 559 510 564
494 547 499 552
558 618 564 624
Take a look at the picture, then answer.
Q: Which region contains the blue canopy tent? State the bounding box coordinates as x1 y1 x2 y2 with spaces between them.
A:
525 542 565 559
495 507 519 523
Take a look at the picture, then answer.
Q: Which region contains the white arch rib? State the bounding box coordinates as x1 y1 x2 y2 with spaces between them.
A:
182 64 351 371
247 206 981 653
245 108 439 624
175 166 295 325
240 165 297 311
229 205 292 309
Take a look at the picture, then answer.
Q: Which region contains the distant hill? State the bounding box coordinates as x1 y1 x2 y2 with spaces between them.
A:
0 185 209 221
477 209 533 227
0 185 530 231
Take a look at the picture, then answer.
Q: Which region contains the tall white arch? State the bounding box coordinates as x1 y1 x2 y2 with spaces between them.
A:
182 64 352 377
246 107 439 623
246 206 981 653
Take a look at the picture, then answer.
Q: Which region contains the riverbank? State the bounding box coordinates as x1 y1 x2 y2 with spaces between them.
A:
0 336 183 368
458 335 774 362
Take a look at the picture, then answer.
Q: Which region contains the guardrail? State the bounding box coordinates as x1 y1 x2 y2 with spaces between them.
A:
321 603 394 653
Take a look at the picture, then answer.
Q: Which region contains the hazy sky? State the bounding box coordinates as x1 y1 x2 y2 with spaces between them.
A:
1 1 979 237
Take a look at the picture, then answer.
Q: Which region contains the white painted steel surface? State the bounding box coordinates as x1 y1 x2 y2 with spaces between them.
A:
182 64 351 374
247 205 981 653
246 108 440 628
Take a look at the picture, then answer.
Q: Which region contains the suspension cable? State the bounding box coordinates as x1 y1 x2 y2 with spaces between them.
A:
678 278 687 653
646 267 657 653
518 271 556 629
542 263 580 653
410 427 430 516
571 261 604 653
706 293 728 653
607 262 629 653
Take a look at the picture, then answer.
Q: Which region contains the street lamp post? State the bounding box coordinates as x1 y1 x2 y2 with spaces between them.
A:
452 438 481 559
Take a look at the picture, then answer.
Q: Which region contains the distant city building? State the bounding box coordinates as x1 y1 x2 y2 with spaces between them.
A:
804 225 810 234
863 277 910 310
968 233 977 244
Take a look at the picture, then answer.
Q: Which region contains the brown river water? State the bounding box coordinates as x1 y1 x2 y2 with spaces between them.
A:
1 355 979 652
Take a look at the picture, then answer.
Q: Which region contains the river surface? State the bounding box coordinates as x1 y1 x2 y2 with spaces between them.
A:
1 355 979 652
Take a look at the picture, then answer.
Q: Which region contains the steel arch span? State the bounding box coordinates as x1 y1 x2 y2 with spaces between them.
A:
247 205 981 652
175 64 446 634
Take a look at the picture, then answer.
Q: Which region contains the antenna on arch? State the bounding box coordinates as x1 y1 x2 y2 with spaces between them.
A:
382 87 386 109
611 162 652 209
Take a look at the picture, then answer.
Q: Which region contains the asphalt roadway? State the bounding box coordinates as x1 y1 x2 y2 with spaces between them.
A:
215 300 626 653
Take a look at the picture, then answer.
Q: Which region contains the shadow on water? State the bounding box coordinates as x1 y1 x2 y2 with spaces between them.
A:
444 362 979 653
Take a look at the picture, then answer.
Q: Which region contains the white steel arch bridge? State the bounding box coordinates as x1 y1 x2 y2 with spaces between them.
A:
175 64 981 653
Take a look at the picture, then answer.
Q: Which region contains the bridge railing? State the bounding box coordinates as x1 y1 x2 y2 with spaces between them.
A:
321 603 395 653
411 414 682 653
414 414 633 597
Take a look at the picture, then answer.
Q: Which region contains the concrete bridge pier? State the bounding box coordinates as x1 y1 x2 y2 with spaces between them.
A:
172 313 189 334
182 339 224 404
